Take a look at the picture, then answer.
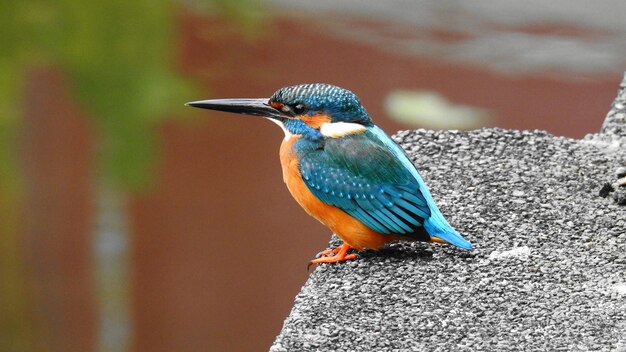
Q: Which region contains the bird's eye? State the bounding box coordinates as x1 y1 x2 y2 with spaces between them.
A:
292 103 306 115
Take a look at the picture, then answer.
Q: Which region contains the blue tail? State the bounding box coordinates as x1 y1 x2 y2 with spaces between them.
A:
424 213 473 250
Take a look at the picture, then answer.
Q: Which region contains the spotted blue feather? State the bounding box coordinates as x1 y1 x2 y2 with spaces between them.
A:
297 129 431 237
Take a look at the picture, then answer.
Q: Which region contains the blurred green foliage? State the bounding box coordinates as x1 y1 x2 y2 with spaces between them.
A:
1 0 197 189
0 1 264 351
0 0 265 188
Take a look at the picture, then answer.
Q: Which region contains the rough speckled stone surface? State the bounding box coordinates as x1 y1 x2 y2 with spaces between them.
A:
270 76 626 352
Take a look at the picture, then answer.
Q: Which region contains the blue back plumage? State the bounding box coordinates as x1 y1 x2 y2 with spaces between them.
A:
368 127 473 250
293 127 472 250
297 130 430 236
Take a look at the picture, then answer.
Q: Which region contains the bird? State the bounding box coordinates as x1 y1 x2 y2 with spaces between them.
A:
186 83 472 265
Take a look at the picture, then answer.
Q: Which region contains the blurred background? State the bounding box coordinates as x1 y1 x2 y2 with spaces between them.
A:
1 1 625 351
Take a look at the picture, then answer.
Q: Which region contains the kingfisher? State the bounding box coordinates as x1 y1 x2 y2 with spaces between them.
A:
186 83 473 265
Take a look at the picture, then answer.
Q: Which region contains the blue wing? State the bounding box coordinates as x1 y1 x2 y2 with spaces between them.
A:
297 127 473 250
298 129 432 236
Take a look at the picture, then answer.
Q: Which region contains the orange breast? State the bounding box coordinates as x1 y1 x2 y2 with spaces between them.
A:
279 135 395 250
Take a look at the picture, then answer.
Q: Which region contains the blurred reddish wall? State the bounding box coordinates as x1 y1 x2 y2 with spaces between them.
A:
22 69 97 352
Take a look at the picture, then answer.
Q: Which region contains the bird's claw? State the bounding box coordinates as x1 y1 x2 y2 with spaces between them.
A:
314 247 341 259
307 243 357 271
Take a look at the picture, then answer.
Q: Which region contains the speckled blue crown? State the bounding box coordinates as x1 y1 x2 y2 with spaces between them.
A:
270 83 372 124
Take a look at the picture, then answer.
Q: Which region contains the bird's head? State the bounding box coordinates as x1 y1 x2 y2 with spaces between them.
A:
186 83 372 140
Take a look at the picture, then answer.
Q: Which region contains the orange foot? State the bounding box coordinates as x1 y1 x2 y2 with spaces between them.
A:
308 243 357 269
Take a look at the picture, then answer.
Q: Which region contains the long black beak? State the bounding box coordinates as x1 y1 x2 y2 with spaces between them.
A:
185 98 284 120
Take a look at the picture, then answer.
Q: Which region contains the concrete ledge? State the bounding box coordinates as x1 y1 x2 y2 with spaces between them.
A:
270 77 626 352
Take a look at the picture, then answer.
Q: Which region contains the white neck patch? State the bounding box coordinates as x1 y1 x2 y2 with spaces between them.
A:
320 122 366 138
